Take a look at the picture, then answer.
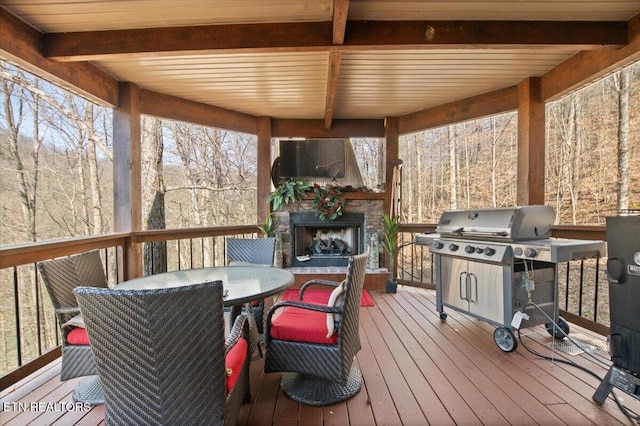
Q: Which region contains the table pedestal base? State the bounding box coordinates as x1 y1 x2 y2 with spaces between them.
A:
280 366 362 406
72 375 104 405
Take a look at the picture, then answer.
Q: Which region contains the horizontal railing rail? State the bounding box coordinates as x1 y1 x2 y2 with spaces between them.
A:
0 223 609 390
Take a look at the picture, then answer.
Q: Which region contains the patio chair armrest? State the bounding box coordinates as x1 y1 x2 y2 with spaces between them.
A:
299 279 341 299
226 313 251 356
56 307 81 316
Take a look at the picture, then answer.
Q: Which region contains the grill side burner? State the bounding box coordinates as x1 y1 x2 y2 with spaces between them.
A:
416 206 606 352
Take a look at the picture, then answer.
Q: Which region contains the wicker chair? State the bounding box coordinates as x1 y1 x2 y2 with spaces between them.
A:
264 252 369 406
226 236 277 355
37 250 108 404
74 280 252 426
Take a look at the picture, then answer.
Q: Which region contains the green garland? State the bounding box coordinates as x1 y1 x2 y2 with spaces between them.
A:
312 184 345 220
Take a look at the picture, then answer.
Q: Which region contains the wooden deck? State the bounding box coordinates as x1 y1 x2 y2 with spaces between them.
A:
2 286 638 425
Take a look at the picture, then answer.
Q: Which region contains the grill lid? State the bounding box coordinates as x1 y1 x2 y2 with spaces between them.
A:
436 205 555 241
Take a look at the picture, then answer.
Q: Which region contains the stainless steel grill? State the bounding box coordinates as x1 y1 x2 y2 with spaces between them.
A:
416 206 606 352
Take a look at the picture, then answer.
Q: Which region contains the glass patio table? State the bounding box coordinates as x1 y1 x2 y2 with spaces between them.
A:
116 266 295 323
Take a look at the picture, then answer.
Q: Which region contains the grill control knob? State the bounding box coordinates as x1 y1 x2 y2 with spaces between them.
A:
448 243 459 251
431 241 444 250
514 247 523 256
484 247 496 256
465 245 475 254
524 247 538 257
476 247 484 254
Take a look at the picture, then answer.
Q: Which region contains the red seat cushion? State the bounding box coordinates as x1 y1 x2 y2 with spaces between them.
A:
270 306 339 344
66 327 90 345
225 337 248 394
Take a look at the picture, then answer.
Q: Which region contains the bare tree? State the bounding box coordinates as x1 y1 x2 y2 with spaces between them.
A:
1 64 40 242
612 68 631 213
142 116 167 275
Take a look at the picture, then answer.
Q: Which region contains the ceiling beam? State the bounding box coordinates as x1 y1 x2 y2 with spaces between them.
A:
0 7 118 106
399 86 518 135
332 0 349 45
272 118 384 138
324 0 349 129
345 20 627 50
44 20 628 62
324 50 342 130
541 13 640 101
140 89 257 135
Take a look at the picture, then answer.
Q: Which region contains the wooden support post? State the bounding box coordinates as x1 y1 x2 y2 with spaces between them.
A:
257 116 273 227
384 117 400 216
113 82 143 280
517 78 545 206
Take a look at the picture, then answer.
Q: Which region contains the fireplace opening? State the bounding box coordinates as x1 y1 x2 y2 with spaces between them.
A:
290 212 365 267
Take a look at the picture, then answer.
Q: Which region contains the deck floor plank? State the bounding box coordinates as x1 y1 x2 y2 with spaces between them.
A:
359 306 429 425
365 293 456 425
377 289 509 425
2 287 639 426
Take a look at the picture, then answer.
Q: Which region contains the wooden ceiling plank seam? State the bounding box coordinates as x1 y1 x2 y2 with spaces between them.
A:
42 19 627 62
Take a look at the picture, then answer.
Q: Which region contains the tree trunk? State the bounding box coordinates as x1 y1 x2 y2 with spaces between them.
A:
615 69 630 213
448 125 457 209
142 116 167 275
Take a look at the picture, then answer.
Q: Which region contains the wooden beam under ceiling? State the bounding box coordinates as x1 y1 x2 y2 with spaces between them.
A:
541 13 640 101
0 7 118 106
324 0 349 129
43 20 628 62
332 0 349 45
140 90 257 135
324 50 342 130
399 86 519 135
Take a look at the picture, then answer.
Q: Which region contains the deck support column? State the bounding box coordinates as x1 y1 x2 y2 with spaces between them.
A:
517 77 545 206
113 82 143 280
384 116 400 216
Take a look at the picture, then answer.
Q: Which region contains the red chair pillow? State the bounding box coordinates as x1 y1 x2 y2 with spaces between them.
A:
225 337 248 394
66 327 90 345
270 307 339 344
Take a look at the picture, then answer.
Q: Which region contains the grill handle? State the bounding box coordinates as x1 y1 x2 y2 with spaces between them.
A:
468 273 477 303
459 272 469 301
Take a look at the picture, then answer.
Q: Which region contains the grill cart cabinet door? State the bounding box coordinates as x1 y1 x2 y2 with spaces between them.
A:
439 257 471 312
438 256 506 325
467 261 505 325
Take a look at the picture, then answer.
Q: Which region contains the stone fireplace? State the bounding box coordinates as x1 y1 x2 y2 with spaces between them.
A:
290 212 365 267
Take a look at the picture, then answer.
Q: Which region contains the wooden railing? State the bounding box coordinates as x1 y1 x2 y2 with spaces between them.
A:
0 226 256 389
0 223 608 389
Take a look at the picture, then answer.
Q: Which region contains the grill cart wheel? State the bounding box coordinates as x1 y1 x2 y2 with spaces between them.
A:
545 316 570 339
439 312 448 320
494 327 517 352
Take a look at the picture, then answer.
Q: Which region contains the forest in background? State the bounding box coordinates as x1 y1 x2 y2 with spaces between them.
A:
401 61 639 225
1 59 639 248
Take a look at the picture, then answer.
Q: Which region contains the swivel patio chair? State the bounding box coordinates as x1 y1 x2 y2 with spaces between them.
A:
74 280 252 426
226 236 277 354
264 252 368 406
36 250 108 404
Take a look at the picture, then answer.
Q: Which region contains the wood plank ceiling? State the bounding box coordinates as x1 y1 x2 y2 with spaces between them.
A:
1 0 638 129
